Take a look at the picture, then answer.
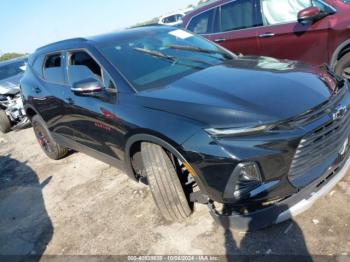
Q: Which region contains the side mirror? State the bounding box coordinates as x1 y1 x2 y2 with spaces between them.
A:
71 78 103 95
298 7 323 25
68 65 104 95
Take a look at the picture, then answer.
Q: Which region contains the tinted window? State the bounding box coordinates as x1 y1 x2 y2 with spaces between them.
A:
220 0 256 32
164 15 176 23
0 60 26 81
187 9 215 34
98 28 233 91
261 0 311 25
68 50 115 89
43 54 65 83
69 51 102 77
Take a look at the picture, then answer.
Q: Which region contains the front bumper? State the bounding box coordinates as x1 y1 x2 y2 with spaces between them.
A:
209 152 350 231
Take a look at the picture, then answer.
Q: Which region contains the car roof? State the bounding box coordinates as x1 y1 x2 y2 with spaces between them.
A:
87 26 177 45
34 26 176 53
30 26 177 66
190 0 226 13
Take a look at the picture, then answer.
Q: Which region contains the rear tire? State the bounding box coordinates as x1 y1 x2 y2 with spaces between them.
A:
0 109 11 133
335 53 350 80
141 142 192 221
32 115 69 160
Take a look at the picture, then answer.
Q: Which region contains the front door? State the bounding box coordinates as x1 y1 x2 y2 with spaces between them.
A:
64 50 124 166
255 0 332 65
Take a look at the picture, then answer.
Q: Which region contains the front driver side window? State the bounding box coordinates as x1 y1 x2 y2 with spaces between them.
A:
261 0 312 25
68 50 116 90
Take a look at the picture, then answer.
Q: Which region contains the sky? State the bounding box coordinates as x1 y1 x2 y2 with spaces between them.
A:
0 0 196 54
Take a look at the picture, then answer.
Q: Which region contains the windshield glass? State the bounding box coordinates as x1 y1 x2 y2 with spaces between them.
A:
0 60 26 81
97 27 234 91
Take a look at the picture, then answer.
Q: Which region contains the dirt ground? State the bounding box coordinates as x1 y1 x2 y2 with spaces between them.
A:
0 128 350 259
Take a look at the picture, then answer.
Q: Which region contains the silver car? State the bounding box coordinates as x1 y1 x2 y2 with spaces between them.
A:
0 57 30 133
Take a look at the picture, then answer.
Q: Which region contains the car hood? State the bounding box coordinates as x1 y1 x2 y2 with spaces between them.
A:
137 56 338 128
0 73 22 95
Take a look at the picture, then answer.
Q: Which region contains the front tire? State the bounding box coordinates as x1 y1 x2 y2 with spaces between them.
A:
335 53 350 80
141 142 192 221
0 109 11 133
32 115 69 160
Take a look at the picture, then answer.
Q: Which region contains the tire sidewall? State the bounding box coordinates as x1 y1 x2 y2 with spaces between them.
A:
335 53 350 78
0 109 11 133
32 115 61 159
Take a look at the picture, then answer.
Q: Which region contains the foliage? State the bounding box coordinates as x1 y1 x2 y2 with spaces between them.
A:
0 53 27 62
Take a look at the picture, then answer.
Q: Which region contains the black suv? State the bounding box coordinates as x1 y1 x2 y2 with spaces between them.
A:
21 26 350 230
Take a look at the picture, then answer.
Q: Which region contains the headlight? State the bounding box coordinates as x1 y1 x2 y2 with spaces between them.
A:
205 124 273 137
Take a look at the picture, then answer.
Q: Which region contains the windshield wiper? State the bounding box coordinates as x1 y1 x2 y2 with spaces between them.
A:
134 47 176 62
166 44 234 60
134 47 214 67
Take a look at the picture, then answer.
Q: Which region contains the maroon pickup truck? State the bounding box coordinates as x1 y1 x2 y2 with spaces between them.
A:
182 0 350 79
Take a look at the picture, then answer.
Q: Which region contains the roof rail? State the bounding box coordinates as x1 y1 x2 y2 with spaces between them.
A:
36 37 87 52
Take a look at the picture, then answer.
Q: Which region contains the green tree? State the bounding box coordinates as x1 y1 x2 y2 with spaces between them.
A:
0 53 27 62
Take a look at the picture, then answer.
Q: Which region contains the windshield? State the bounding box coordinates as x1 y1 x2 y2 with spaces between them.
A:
0 60 26 81
97 28 234 91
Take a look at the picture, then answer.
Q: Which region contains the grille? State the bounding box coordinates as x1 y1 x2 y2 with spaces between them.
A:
288 107 350 186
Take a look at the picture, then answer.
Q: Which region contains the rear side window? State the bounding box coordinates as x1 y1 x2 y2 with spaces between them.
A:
32 55 45 78
187 9 215 34
220 0 256 32
43 54 65 83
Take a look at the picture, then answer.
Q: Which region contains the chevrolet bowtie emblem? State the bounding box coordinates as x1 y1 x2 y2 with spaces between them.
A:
332 105 347 121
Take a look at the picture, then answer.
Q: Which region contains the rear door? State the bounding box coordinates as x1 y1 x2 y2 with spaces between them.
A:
186 0 260 56
34 52 74 140
255 0 332 65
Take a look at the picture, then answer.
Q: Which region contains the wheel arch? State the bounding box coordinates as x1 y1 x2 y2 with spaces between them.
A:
124 132 208 198
124 133 189 182
24 105 39 120
330 39 350 70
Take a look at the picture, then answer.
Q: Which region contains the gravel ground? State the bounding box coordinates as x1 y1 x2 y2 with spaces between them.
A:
0 128 349 260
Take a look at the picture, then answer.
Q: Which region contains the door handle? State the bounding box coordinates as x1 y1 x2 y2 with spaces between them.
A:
214 38 226 43
259 32 276 38
33 87 42 94
65 98 74 105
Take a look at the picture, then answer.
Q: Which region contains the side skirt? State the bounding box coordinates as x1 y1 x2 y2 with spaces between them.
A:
51 132 125 171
